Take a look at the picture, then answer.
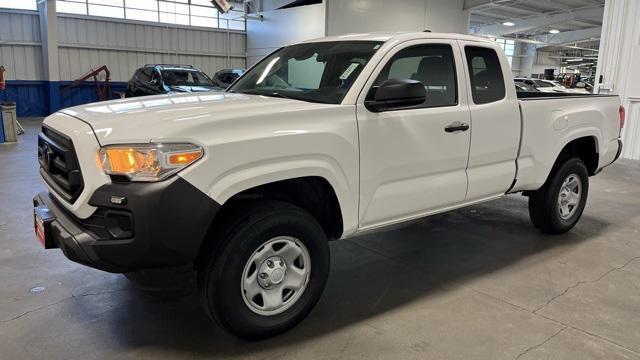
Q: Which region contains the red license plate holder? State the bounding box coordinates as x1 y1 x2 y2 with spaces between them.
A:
34 205 56 249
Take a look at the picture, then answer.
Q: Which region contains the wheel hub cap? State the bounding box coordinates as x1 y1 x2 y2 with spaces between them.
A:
241 236 311 316
557 173 582 220
258 256 287 288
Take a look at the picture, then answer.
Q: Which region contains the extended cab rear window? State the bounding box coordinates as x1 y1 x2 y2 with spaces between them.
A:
464 46 506 104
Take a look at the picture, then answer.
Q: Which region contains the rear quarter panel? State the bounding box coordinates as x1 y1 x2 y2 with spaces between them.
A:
512 95 621 191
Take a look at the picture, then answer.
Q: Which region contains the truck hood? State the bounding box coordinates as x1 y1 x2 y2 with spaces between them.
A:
59 92 337 145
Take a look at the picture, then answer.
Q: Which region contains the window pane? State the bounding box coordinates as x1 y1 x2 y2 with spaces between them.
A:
89 0 123 6
56 1 87 14
88 4 125 18
191 0 214 7
465 46 506 104
232 41 382 104
374 44 457 108
229 20 245 30
159 11 189 25
220 10 245 30
286 54 325 89
190 15 217 27
0 0 37 10
191 4 217 18
504 45 515 56
126 0 157 11
127 8 158 22
159 1 189 14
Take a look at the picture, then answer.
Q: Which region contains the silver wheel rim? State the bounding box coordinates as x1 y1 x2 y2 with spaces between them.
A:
241 236 311 316
557 173 582 220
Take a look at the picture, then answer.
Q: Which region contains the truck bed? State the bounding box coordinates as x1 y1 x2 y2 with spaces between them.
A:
511 94 621 192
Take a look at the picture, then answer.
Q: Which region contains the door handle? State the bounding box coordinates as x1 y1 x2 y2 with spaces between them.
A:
444 122 470 133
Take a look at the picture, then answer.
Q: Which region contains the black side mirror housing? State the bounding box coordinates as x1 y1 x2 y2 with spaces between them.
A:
365 79 426 112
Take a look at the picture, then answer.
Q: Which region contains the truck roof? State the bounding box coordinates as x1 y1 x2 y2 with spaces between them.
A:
303 32 495 45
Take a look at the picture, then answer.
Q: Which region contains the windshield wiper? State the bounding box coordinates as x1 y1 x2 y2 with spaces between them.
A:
235 89 296 100
234 89 332 104
269 92 296 100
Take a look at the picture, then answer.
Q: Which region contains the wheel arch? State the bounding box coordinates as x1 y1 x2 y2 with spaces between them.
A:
555 135 599 176
195 175 347 270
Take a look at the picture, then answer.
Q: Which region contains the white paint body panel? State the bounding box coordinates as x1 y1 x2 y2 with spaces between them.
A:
355 38 471 228
40 32 621 236
512 95 622 191
40 113 111 219
458 40 521 202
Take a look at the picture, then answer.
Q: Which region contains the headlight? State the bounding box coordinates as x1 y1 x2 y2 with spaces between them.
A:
99 143 204 182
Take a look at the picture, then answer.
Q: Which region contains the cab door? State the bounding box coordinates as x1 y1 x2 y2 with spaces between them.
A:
356 39 471 229
459 42 520 201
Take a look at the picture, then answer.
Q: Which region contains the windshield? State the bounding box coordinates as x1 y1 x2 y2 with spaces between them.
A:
162 70 214 87
229 41 383 104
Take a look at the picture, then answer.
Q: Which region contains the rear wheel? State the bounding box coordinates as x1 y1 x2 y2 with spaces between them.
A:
199 201 330 340
528 157 589 234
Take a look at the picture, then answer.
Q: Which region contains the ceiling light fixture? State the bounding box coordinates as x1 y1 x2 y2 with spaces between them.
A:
503 21 515 26
549 29 560 34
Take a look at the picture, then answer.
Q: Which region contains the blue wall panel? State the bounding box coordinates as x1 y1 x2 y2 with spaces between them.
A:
0 81 49 117
59 82 127 110
1 81 127 117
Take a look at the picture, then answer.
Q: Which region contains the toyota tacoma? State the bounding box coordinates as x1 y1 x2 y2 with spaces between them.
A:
33 32 624 339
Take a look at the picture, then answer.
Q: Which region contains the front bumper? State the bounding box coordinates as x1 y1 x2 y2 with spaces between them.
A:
33 176 220 273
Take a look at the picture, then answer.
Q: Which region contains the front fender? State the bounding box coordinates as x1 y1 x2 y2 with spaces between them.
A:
203 155 357 235
176 106 361 236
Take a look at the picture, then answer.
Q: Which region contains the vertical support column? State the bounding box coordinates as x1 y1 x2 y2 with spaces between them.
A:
518 43 537 78
38 0 60 114
594 0 640 159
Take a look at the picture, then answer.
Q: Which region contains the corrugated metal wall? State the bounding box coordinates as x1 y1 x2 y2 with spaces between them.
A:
57 15 246 81
0 11 44 80
0 10 246 82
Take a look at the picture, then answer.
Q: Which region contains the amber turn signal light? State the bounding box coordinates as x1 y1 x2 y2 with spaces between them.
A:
168 150 203 166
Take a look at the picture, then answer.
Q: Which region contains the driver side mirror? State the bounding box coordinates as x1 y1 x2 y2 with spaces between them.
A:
365 79 426 112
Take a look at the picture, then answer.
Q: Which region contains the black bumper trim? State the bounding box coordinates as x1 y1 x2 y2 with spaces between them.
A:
613 139 623 164
33 177 221 273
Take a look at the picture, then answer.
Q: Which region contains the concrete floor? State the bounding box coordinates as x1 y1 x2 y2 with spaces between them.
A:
1 118 640 360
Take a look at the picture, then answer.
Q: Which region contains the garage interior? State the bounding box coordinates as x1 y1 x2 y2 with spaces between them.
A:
1 0 640 359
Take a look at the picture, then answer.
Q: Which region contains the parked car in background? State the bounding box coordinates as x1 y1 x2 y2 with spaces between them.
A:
126 64 218 97
212 68 244 89
576 80 594 93
515 78 589 94
515 82 538 93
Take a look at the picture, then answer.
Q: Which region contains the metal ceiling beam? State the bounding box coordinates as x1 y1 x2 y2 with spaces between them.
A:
534 27 602 45
464 0 495 10
470 6 604 35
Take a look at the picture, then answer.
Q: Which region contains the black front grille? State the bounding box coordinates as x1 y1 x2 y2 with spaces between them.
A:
38 126 84 203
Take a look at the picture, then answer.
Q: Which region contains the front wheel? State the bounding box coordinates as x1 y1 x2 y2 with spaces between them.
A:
528 157 589 234
199 201 330 339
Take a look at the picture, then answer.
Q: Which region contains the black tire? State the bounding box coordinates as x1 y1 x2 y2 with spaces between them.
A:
199 201 330 340
528 157 589 234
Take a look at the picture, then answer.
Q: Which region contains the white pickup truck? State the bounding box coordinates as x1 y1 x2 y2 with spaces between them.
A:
33 32 624 339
